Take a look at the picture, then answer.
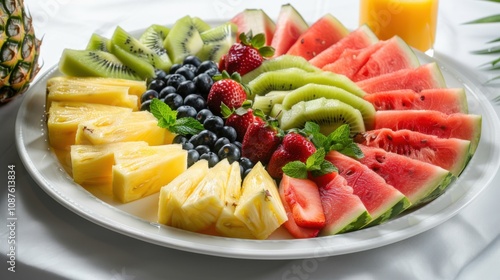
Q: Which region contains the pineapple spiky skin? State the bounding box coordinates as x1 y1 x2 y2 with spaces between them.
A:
0 0 41 103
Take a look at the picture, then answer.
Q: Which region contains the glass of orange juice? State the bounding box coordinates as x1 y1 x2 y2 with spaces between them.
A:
359 0 439 54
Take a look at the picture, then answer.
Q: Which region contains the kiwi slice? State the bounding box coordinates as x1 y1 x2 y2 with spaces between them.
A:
281 84 376 129
58 49 142 81
280 97 366 135
269 103 284 121
247 68 367 99
86 33 111 52
252 90 289 115
110 26 171 76
242 55 321 84
197 23 237 62
139 24 172 66
163 16 204 64
192 17 212 33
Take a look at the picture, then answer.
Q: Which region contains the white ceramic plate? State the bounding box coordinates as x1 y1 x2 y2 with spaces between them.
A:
16 52 500 260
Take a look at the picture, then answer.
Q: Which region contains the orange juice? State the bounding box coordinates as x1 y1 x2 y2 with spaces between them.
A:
359 0 439 52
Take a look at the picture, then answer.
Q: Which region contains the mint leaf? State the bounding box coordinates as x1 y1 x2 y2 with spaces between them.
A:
150 98 203 136
310 161 337 177
303 121 320 135
305 148 326 171
327 124 350 143
282 161 308 179
339 143 364 159
170 117 204 135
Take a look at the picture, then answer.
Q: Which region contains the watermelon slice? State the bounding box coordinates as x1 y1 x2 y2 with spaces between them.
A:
374 110 482 153
355 129 471 176
318 172 371 235
270 4 309 57
325 151 411 226
286 14 349 60
352 36 420 82
357 63 446 93
363 88 469 114
230 9 276 45
309 24 379 68
357 145 455 205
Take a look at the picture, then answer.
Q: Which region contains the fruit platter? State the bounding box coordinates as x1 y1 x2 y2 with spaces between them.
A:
15 4 500 259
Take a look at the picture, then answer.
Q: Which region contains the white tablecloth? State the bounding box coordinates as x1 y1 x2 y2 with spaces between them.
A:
1 0 500 279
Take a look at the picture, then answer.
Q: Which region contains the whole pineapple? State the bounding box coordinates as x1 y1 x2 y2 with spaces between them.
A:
0 0 41 104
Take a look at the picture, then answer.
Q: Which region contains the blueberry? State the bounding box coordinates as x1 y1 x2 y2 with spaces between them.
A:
159 86 177 99
200 152 219 167
195 144 211 156
175 66 195 80
176 105 197 119
188 134 202 146
196 60 218 76
182 142 194 150
233 141 242 150
196 109 213 124
197 130 218 148
187 149 200 167
183 55 202 67
213 137 230 153
243 168 252 178
141 89 159 103
163 93 183 110
184 94 206 112
177 80 197 98
169 64 182 74
219 126 238 142
203 116 224 132
148 79 166 92
155 69 168 80
173 135 188 144
166 74 186 89
193 73 213 96
217 143 241 163
239 157 254 171
140 99 152 111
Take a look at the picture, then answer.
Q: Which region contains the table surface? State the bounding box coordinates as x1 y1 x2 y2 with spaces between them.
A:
1 0 500 279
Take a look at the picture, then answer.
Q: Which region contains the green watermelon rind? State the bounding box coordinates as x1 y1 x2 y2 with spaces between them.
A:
364 195 411 227
413 172 456 206
320 206 371 236
336 211 372 234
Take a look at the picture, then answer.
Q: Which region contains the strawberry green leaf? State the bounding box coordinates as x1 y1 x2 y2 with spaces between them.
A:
259 46 275 58
282 161 308 179
251 33 266 49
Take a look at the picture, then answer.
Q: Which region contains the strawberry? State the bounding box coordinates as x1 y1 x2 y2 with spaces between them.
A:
206 71 248 116
224 32 275 76
241 117 282 165
267 132 316 179
223 104 263 142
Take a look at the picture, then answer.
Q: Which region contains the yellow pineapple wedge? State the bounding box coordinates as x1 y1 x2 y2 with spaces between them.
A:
47 101 132 150
215 161 255 239
46 77 138 110
157 160 210 227
75 111 173 146
112 144 186 203
234 162 288 239
180 159 231 232
70 141 148 188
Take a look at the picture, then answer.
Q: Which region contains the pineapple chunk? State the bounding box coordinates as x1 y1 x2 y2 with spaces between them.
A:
181 159 231 232
70 141 148 187
47 78 138 110
112 144 186 203
47 76 147 99
75 111 171 146
158 160 210 227
215 161 255 239
234 162 288 239
47 101 132 150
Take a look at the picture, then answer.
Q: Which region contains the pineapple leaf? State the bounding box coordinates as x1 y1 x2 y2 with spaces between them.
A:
471 45 500 54
464 14 500 24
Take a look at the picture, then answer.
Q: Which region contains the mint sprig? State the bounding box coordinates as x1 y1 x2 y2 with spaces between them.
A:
282 148 337 179
150 98 203 136
302 122 363 159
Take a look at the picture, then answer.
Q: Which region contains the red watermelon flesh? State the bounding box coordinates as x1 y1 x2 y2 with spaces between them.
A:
322 41 387 80
363 88 469 114
230 9 276 45
357 62 446 93
309 24 379 68
374 110 482 153
286 14 349 60
325 151 410 226
270 4 309 57
357 144 454 205
355 128 471 176
318 172 371 235
352 36 420 82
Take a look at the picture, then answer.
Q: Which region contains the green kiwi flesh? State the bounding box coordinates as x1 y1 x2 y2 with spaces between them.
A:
139 24 172 66
252 90 289 115
247 68 367 99
269 103 284 121
163 16 204 64
242 55 321 84
58 49 142 81
280 97 366 135
192 17 212 33
86 33 111 52
281 84 376 129
197 23 237 62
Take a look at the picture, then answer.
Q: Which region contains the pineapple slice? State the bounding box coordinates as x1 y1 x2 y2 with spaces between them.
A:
46 78 138 110
47 101 132 150
234 162 288 239
215 161 255 239
157 160 210 227
112 144 186 203
75 111 172 146
47 76 147 98
181 159 231 232
70 141 148 187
